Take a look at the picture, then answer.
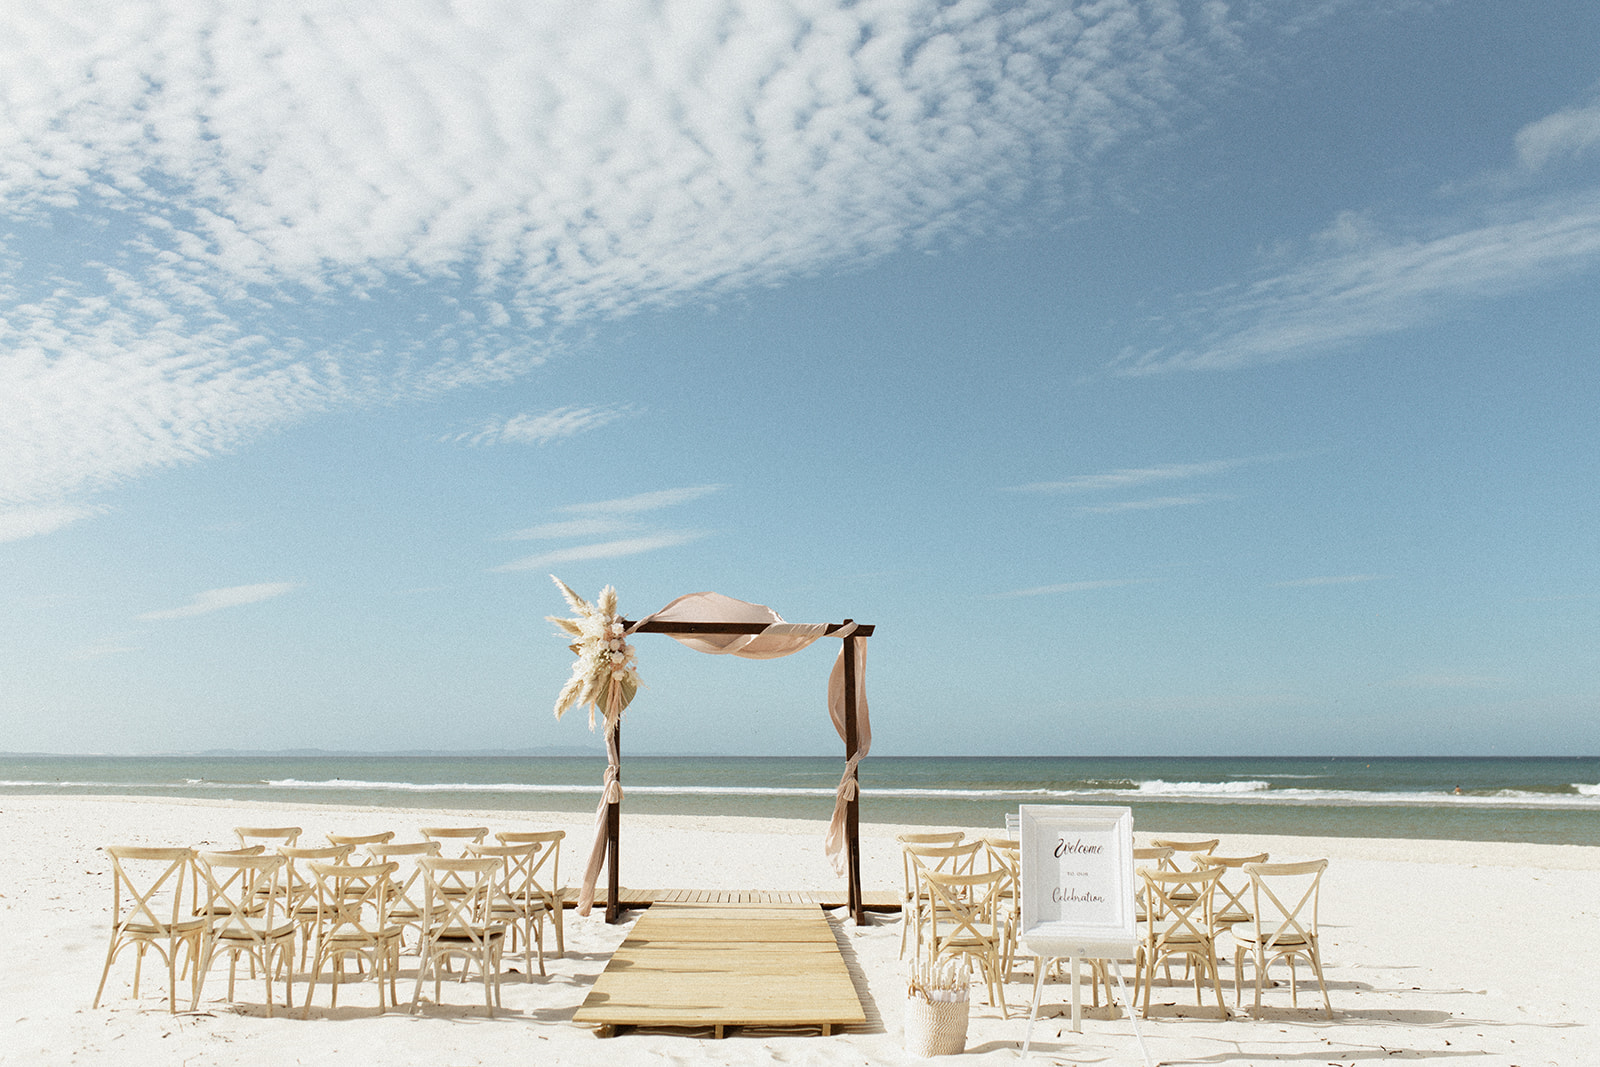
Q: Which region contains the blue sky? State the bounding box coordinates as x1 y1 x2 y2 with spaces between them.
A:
3 0 1597 756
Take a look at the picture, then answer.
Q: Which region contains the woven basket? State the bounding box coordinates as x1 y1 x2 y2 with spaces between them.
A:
904 993 969 1057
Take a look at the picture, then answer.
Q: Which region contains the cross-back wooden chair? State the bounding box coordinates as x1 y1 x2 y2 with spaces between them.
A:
495 830 566 956
277 844 353 966
1233 859 1332 1018
365 841 442 947
921 866 1010 1015
327 831 395 855
410 856 508 1017
468 842 547 978
93 846 204 1013
1197 852 1270 928
898 836 978 958
1149 838 1219 871
982 837 1023 979
418 826 488 857
194 851 297 1016
303 860 405 1016
1134 865 1227 1018
234 826 302 849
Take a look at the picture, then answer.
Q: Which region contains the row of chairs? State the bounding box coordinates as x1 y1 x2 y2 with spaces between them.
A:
896 830 1331 1020
1131 838 1331 1019
92 825 565 1018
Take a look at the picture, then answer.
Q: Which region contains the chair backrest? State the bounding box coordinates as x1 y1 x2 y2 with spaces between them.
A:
327 831 396 852
418 857 503 946
1137 866 1222 944
1004 811 1020 837
1149 838 1219 871
368 841 442 918
1243 859 1327 950
197 851 288 933
234 826 302 850
278 844 353 905
921 867 1006 945
1197 852 1269 916
104 845 196 933
307 860 398 934
467 842 541 912
419 827 489 856
494 830 563 901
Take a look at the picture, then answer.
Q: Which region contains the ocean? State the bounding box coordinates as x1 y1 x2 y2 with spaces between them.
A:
4 754 1599 846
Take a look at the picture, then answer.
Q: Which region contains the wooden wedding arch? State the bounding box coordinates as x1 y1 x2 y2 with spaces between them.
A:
599 616 874 925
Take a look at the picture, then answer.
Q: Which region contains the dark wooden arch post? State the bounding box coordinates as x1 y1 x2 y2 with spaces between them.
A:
842 629 864 925
606 720 621 924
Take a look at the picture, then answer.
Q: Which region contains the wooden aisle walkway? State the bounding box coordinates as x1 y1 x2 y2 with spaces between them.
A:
561 887 900 910
572 902 868 1038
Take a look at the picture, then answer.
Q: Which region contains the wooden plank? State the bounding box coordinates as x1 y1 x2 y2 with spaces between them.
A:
573 903 866 1035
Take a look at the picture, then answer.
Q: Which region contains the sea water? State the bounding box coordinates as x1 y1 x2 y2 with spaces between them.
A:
4 754 1599 846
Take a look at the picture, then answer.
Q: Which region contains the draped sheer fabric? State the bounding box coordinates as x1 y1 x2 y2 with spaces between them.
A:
573 592 870 915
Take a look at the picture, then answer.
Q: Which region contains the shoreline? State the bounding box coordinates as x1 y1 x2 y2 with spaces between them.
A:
3 794 1595 1065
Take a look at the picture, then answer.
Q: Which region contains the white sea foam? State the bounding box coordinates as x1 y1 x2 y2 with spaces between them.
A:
1575 783 1600 796
1137 779 1272 795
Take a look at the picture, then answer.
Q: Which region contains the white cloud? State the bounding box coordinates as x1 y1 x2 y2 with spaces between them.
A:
1517 98 1600 171
1116 189 1600 375
448 406 632 447
493 532 706 572
563 485 725 515
1075 493 1226 514
137 582 301 621
1008 457 1270 494
0 1 1243 535
502 518 638 542
993 578 1154 598
1274 574 1385 587
0 503 102 542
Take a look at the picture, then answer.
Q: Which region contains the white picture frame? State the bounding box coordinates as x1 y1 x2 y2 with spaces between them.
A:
1018 804 1137 961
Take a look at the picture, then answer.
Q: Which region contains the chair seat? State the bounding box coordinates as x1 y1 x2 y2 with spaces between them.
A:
1234 927 1312 947
123 918 206 936
325 922 405 942
434 923 506 941
1148 921 1210 944
214 917 296 940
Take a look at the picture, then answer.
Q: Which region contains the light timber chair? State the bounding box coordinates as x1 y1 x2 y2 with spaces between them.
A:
327 831 395 855
418 826 488 857
410 857 508 1017
194 851 297 1016
982 837 1023 979
468 842 548 978
1134 866 1228 1018
921 866 1010 1015
1196 852 1270 929
896 834 972 958
303 860 405 1015
1149 838 1219 872
495 830 566 956
93 846 205 1013
277 844 353 966
1233 860 1332 1018
366 841 442 948
234 826 302 850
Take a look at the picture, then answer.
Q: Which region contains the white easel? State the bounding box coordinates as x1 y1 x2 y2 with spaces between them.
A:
1016 805 1153 1067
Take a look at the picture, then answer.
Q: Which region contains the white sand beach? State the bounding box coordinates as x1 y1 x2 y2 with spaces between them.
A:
3 793 1596 1066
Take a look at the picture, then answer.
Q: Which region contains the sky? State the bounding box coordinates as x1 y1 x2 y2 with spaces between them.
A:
2 0 1598 757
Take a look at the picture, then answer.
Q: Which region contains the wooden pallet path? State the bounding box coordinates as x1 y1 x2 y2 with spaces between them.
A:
560 887 900 911
572 902 868 1038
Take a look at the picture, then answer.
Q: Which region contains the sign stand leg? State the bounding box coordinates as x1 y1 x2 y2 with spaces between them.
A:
1070 956 1083 1032
1022 959 1047 1057
1110 960 1154 1067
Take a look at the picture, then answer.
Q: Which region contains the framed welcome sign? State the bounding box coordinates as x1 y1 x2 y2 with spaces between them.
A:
1017 804 1137 961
